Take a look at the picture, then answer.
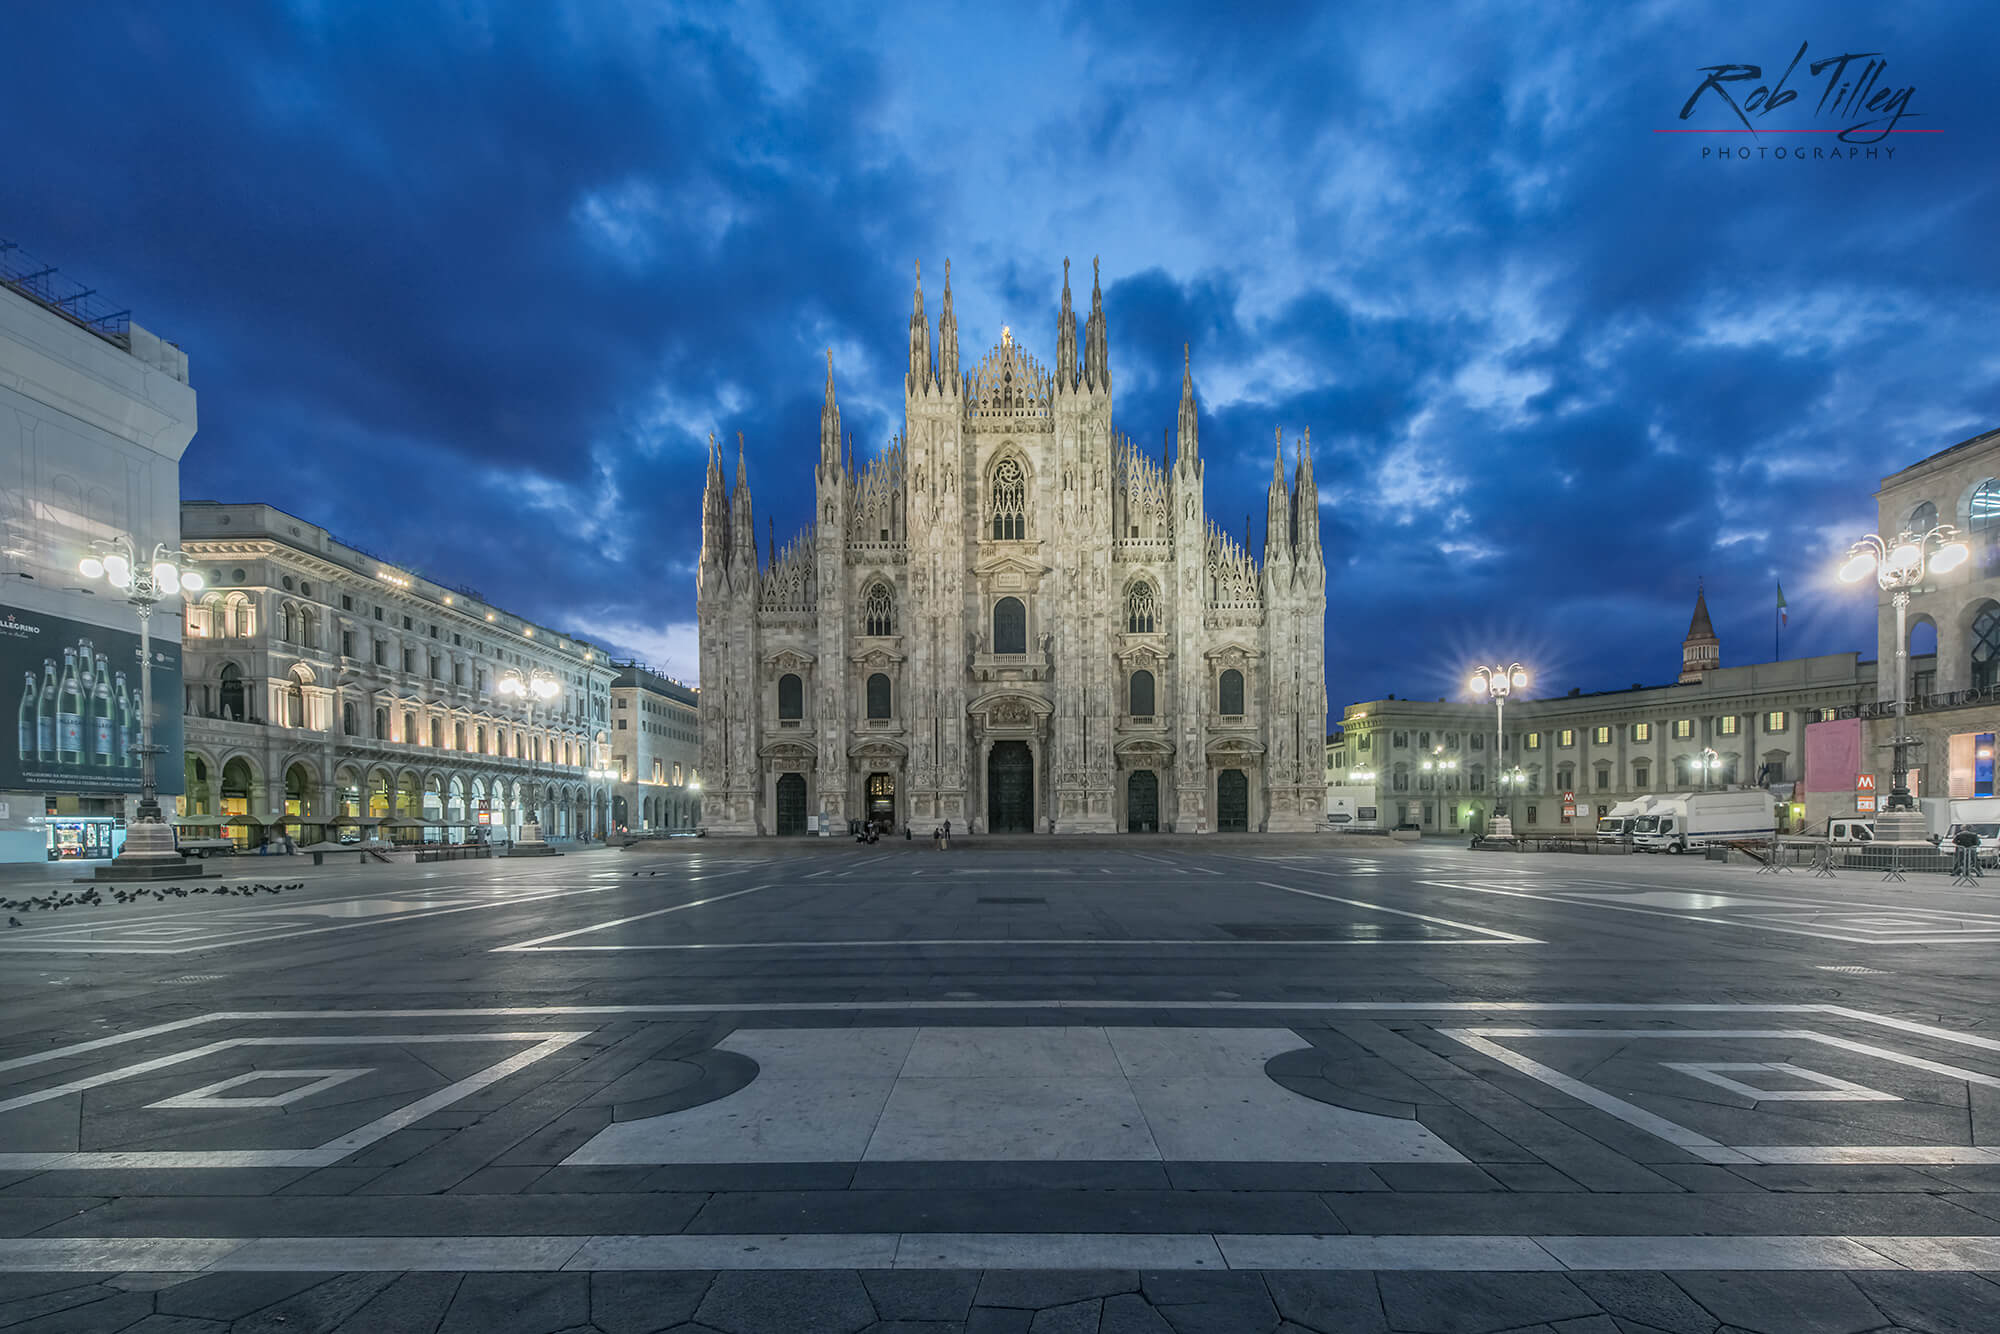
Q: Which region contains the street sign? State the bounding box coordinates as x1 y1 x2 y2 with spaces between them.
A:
1856 774 1876 791
1563 790 1575 802
1857 794 1877 813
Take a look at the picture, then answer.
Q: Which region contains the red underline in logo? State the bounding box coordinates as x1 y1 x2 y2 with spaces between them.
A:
1653 128 1939 134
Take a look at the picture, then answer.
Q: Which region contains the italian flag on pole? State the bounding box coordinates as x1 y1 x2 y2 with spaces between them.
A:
1777 580 1788 627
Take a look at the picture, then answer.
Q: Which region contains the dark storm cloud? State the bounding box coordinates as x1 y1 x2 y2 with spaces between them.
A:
3 0 1994 699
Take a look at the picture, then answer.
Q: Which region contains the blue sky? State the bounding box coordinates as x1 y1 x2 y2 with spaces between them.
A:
6 2 1994 707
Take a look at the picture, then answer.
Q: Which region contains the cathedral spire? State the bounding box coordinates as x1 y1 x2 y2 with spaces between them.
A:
1056 257 1077 391
701 430 729 571
1264 425 1292 570
820 347 841 475
937 258 959 393
1083 255 1109 393
1176 342 1200 475
906 259 931 396
731 430 755 564
1292 426 1321 563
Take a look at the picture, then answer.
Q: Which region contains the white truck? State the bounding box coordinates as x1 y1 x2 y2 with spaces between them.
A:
1631 790 1777 853
1596 797 1657 843
1825 817 1875 844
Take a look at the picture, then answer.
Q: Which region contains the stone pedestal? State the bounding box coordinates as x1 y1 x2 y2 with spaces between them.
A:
96 820 191 881
1872 807 1930 844
509 821 559 856
1488 815 1515 839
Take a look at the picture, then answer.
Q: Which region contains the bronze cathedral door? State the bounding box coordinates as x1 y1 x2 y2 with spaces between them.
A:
987 741 1034 833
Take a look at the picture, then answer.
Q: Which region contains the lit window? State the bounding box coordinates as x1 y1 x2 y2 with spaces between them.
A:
1765 710 1787 733
1593 726 1610 745
1558 729 1574 747
1674 719 1692 739
1524 733 1540 750
1719 715 1739 735
1633 722 1651 742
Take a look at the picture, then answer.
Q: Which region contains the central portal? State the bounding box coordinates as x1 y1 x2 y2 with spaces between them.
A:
987 740 1035 833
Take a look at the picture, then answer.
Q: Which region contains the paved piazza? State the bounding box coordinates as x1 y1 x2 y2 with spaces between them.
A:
3 842 2000 1332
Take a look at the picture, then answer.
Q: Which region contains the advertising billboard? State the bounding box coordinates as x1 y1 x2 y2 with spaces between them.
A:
1 603 183 795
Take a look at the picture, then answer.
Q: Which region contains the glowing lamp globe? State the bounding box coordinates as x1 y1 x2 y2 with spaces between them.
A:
1510 670 1529 689
78 556 104 579
1932 542 1969 574
152 561 178 590
1837 551 1877 583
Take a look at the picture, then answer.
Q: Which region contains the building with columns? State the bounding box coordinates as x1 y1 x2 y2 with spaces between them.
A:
1844 425 2000 810
608 661 702 832
1328 589 1880 836
697 258 1328 835
177 502 616 845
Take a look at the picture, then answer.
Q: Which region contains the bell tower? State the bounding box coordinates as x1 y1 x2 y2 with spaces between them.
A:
1680 582 1721 683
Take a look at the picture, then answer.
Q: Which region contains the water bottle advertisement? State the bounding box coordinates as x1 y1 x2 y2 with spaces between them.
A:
0 604 183 795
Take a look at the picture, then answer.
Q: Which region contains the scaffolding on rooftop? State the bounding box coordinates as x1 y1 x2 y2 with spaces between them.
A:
0 238 136 349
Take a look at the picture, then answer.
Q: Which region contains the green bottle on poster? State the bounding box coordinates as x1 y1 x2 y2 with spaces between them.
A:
92 658 114 766
56 649 84 765
115 671 134 769
38 660 56 762
17 671 34 764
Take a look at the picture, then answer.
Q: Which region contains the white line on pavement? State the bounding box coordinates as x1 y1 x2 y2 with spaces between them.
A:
490 883 776 951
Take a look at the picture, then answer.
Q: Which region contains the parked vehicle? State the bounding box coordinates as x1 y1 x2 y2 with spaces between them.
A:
1632 791 1777 853
1596 797 1658 843
1825 817 1876 844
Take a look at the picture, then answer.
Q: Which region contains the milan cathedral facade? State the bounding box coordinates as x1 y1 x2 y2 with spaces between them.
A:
697 258 1327 836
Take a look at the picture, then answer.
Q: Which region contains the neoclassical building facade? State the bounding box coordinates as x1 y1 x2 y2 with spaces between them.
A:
177 502 616 845
698 259 1328 835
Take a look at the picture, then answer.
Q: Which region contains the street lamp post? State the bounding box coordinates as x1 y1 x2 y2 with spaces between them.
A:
1839 524 1969 842
1698 746 1720 793
1469 663 1530 838
77 537 205 879
498 667 561 855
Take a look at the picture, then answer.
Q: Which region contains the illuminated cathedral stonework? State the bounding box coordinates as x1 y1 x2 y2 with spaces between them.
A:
697 259 1327 835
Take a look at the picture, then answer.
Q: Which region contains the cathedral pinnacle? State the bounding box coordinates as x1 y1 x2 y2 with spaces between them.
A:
937 257 959 392
1176 342 1199 473
820 348 841 474
907 259 931 395
1056 256 1077 390
1084 254 1109 392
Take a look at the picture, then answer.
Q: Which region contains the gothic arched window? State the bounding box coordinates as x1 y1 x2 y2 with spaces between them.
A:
1130 669 1155 718
1972 481 2000 534
1126 582 1156 634
1910 500 1938 534
1218 668 1245 716
864 583 894 636
990 458 1026 541
993 597 1027 654
866 673 891 719
342 701 357 735
778 673 804 720
285 681 304 728
279 604 296 643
